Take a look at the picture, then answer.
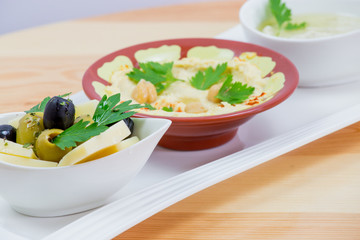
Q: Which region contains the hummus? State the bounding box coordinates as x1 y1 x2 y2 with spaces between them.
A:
97 53 285 117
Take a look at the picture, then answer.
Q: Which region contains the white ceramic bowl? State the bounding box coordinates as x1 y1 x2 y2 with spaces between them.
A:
0 112 171 217
239 0 360 87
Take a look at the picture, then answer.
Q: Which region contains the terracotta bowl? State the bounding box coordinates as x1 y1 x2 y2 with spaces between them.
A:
83 38 299 150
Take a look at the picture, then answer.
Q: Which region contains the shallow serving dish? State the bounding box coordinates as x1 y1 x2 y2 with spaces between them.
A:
0 112 171 217
239 0 360 87
83 38 298 150
2 26 360 239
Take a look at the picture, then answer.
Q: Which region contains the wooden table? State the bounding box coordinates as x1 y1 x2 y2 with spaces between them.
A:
1 1 360 239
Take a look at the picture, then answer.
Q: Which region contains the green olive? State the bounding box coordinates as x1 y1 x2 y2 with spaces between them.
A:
16 112 45 145
35 129 72 162
74 114 94 124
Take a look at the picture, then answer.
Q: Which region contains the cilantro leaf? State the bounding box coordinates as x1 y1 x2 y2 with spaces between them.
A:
59 93 72 98
25 93 72 113
53 120 108 150
190 63 227 90
162 106 173 112
127 62 180 94
93 95 143 126
22 143 33 149
285 22 307 30
92 94 122 124
216 75 255 104
25 97 51 113
144 103 156 110
269 0 306 35
269 0 292 31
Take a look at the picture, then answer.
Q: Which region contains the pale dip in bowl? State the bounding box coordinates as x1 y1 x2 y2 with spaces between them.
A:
239 0 360 87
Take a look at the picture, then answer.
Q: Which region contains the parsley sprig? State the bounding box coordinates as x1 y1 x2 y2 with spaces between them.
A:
285 22 306 31
190 63 227 90
189 63 254 105
92 94 142 126
216 75 255 104
162 106 174 112
127 61 180 94
269 0 306 35
53 120 108 150
25 93 72 113
53 94 143 150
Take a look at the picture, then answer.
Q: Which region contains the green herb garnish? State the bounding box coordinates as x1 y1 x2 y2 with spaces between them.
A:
144 103 156 110
127 61 180 94
285 22 307 31
53 93 142 150
52 120 108 150
269 0 306 35
162 106 174 112
190 63 227 90
25 93 72 113
92 94 142 126
22 143 33 149
216 75 255 104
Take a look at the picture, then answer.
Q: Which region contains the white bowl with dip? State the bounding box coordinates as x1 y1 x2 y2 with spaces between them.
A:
239 0 360 87
0 112 171 217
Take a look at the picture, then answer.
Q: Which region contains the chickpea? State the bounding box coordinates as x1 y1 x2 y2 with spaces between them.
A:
132 79 157 104
207 83 222 103
185 102 208 113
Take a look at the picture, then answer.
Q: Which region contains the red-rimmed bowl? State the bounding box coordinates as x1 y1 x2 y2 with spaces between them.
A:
83 38 299 150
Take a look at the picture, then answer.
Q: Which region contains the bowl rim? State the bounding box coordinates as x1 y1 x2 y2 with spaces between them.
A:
82 37 299 124
239 0 360 43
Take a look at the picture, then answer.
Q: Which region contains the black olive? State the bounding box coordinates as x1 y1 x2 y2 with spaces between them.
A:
123 117 134 134
0 124 17 142
43 96 75 130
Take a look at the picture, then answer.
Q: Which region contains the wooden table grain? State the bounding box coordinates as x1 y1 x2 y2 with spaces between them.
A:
1 1 360 239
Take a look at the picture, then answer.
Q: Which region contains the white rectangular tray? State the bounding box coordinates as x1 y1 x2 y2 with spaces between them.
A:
1 25 360 240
